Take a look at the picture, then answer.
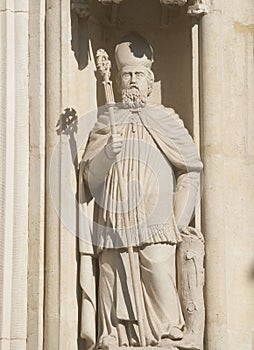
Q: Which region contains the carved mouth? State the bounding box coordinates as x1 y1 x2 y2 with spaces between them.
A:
129 84 139 90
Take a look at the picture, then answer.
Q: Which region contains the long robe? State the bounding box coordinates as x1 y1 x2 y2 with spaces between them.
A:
79 104 203 348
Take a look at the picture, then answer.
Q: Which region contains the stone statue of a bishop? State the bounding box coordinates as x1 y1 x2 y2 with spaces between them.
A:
79 33 205 350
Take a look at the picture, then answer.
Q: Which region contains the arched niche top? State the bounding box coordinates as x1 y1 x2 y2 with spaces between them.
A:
70 0 197 125
71 0 210 24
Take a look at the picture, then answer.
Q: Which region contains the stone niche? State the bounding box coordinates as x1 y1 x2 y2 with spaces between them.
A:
67 0 205 349
45 1 205 350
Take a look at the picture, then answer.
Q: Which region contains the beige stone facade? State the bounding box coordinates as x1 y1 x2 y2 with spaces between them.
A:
0 0 254 349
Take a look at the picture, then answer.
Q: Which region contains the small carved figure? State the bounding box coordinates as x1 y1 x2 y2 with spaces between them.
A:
187 0 209 16
79 33 204 350
71 0 90 18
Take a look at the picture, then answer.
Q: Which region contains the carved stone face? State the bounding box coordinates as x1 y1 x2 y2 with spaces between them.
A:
120 66 151 97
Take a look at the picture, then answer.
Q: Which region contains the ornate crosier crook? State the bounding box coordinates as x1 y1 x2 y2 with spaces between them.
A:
96 49 146 346
96 49 115 107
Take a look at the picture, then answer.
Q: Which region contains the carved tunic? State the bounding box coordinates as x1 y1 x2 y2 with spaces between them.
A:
89 110 182 250
82 105 202 251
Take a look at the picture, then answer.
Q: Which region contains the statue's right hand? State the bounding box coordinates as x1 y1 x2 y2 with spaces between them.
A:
104 134 123 159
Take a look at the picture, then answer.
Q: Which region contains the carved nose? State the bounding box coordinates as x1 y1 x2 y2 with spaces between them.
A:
130 74 136 83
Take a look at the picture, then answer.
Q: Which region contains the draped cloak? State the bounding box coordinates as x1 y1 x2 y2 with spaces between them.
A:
78 104 203 348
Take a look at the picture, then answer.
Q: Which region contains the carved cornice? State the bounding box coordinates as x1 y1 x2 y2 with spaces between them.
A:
160 0 210 17
98 0 124 3
71 0 209 19
160 0 187 6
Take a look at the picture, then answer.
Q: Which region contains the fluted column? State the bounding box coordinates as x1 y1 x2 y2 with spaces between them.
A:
0 0 29 349
200 1 254 349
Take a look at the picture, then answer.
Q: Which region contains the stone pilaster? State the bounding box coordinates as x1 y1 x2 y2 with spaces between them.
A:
200 1 254 348
27 1 46 350
0 0 29 349
44 0 64 348
44 1 84 349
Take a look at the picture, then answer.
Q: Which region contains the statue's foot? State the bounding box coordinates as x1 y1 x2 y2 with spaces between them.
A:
98 335 118 349
130 339 139 347
167 327 183 340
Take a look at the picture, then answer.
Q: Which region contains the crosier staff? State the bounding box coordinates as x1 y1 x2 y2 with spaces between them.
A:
96 49 146 347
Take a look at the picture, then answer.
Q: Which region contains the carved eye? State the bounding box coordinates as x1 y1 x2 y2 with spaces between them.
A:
136 72 145 79
122 73 131 80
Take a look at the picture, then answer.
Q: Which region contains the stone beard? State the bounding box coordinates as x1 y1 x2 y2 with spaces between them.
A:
121 86 147 109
